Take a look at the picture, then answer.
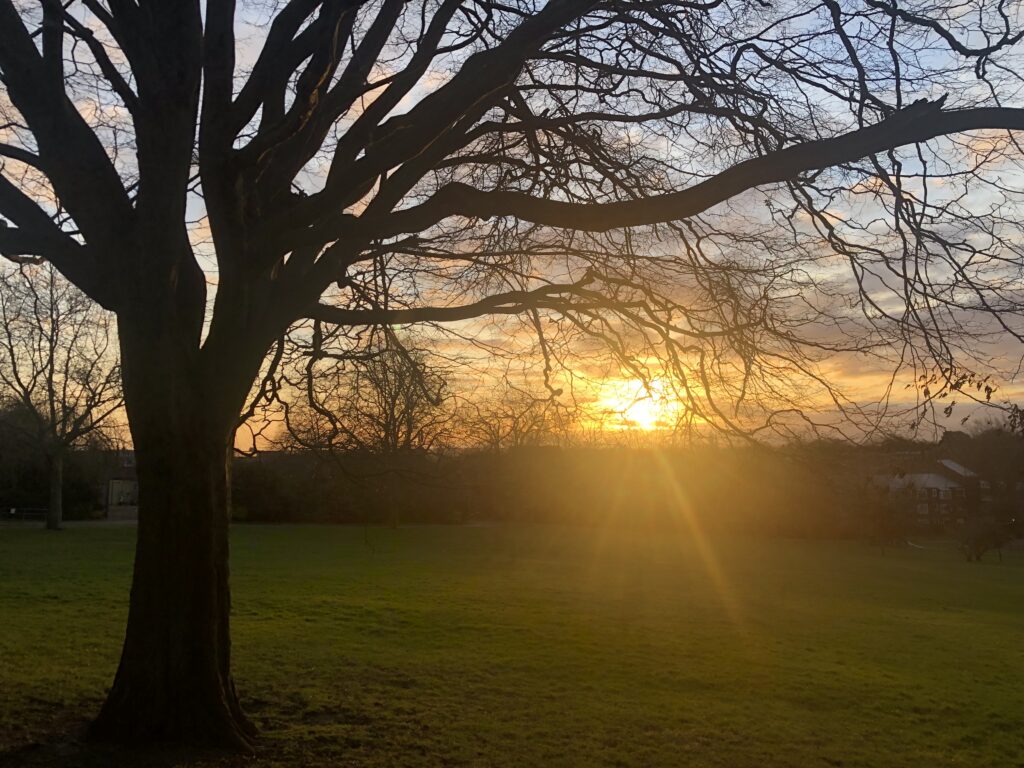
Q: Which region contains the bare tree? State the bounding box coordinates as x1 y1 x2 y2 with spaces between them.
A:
282 328 453 455
3 0 1024 747
0 263 121 529
462 386 572 451
279 329 455 525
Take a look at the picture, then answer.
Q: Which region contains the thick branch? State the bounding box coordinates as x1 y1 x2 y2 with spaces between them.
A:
60 7 139 114
368 100 1024 236
0 176 108 305
279 0 598 237
229 0 323 133
308 283 601 326
0 0 133 249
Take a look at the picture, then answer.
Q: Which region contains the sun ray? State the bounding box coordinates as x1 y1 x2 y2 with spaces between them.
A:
651 450 748 635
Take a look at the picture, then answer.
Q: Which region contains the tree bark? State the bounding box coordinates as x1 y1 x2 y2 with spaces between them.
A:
45 449 62 530
90 302 259 749
90 416 254 747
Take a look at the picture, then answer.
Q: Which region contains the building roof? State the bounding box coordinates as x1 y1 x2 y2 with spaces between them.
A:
876 472 962 493
937 459 977 478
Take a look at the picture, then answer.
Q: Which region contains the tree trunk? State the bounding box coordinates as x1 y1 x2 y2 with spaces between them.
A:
45 450 62 530
90 417 253 748
90 310 259 750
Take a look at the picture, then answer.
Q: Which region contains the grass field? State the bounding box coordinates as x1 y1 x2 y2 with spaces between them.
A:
1 524 1022 767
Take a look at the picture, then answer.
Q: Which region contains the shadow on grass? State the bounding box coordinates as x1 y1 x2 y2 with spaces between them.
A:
0 739 259 768
0 698 367 768
0 717 254 768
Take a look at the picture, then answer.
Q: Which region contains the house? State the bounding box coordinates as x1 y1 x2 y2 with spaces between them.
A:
870 457 990 530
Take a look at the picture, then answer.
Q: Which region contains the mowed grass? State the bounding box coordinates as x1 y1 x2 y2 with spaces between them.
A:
1 524 1023 767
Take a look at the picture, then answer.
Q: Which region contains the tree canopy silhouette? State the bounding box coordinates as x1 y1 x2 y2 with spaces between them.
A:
3 0 1024 749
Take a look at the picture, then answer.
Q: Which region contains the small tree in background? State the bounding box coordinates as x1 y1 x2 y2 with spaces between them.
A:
282 328 453 456
277 328 455 525
0 263 121 529
462 386 573 452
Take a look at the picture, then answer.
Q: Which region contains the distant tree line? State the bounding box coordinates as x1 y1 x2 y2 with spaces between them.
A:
229 431 1024 545
0 427 115 519
238 338 1024 541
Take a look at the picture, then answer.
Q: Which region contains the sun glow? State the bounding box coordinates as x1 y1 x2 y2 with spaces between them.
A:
595 378 684 431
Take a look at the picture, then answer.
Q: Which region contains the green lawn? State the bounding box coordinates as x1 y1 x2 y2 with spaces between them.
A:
1 524 1022 767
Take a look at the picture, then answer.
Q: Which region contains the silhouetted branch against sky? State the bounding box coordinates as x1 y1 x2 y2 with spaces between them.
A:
3 0 1024 435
